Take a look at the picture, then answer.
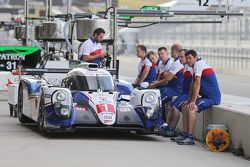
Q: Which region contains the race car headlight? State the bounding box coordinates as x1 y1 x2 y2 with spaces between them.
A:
56 91 66 101
146 108 155 118
142 92 160 119
52 90 72 118
60 107 70 117
145 93 155 103
142 92 158 107
143 105 160 119
54 105 71 118
54 102 61 109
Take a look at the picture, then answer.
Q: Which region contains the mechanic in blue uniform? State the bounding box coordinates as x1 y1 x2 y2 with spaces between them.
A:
149 44 183 124
178 50 221 145
160 49 193 138
79 28 107 66
133 45 156 87
155 47 172 82
148 47 172 125
147 51 162 80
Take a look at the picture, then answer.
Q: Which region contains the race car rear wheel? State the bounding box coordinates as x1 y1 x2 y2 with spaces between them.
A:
38 93 47 135
17 85 31 123
13 106 18 118
9 104 13 116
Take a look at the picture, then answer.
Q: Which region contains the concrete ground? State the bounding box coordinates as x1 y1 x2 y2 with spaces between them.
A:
0 101 249 167
0 56 249 166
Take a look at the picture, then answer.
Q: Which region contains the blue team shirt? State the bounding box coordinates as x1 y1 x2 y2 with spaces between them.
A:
138 57 156 83
167 58 184 94
193 58 221 103
79 37 102 66
182 64 193 94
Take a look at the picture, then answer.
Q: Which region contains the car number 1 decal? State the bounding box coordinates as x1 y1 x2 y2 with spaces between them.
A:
96 104 115 113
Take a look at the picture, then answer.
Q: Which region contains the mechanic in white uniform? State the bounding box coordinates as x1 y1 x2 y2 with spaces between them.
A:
133 45 156 87
79 28 107 66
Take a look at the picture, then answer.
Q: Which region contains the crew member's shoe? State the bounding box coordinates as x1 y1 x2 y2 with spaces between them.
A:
171 132 187 142
177 135 195 145
162 128 177 137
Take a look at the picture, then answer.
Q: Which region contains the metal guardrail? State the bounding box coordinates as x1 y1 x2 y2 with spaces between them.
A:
117 14 250 70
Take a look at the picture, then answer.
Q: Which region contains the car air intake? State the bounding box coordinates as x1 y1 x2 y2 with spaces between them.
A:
78 62 99 69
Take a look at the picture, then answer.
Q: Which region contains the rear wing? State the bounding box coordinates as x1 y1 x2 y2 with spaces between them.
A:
19 68 69 74
12 59 119 79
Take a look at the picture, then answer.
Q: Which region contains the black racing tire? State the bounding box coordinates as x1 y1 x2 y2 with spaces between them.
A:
9 104 13 116
13 106 18 118
38 93 47 135
17 85 32 123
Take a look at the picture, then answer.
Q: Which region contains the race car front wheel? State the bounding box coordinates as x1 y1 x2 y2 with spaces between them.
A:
17 85 32 123
38 93 47 135
9 104 13 116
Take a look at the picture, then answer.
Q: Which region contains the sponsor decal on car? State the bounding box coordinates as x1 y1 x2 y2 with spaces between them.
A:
96 104 115 113
104 120 113 123
75 106 87 112
104 115 112 120
99 96 107 101
120 107 130 112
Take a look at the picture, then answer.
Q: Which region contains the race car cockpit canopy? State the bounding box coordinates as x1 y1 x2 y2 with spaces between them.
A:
75 74 114 92
63 71 114 92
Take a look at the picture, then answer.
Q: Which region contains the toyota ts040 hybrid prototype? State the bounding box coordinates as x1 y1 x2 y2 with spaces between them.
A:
11 63 162 135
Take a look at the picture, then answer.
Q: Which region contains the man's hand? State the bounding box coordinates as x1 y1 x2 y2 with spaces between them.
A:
148 82 157 88
132 83 138 88
188 101 196 111
99 53 107 59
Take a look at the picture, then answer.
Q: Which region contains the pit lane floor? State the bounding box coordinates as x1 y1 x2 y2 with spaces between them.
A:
0 101 249 167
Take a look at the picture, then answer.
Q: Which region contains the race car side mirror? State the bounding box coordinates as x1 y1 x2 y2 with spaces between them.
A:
120 95 130 102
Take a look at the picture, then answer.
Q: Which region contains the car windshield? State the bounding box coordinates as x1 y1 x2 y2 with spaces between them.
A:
76 75 114 92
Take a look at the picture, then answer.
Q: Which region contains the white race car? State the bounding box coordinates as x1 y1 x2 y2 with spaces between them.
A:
9 62 162 135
